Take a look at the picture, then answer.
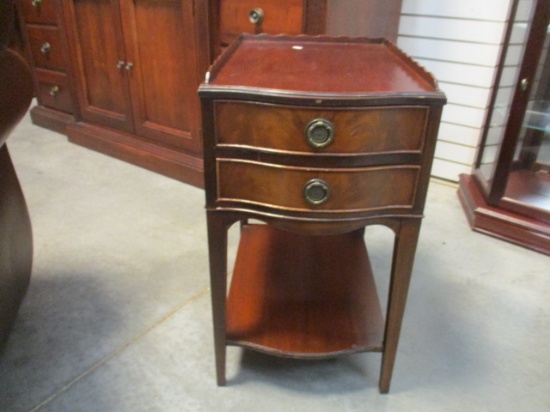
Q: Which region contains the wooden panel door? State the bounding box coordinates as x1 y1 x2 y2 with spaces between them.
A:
120 0 201 153
67 0 134 133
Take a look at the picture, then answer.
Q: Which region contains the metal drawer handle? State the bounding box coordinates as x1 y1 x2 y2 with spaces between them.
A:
49 85 59 96
520 78 529 92
248 8 264 25
303 179 330 206
32 0 42 8
40 42 51 55
305 118 334 148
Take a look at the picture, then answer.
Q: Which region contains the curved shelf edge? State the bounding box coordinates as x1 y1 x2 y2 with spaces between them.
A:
225 224 386 358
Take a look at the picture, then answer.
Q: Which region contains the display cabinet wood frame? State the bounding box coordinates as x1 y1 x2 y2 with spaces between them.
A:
458 0 550 255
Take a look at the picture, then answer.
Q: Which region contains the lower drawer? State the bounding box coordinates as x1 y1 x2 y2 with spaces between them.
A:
217 159 420 213
35 69 74 114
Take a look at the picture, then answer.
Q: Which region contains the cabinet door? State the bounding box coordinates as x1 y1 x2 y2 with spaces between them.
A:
120 0 201 153
67 0 134 133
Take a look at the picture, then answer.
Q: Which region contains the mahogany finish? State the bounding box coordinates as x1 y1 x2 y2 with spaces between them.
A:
34 69 73 113
26 26 65 71
220 0 308 46
458 174 550 256
208 38 435 94
0 4 34 351
217 160 420 212
215 102 429 154
19 0 57 24
16 0 77 133
226 225 384 357
16 0 403 187
200 35 445 392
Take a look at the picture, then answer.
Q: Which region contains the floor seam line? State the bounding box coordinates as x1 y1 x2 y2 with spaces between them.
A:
26 287 210 412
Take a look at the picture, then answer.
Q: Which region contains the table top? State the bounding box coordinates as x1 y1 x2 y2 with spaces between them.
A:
201 34 446 103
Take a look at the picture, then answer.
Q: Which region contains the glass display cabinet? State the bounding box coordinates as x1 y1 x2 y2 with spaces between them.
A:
459 0 550 255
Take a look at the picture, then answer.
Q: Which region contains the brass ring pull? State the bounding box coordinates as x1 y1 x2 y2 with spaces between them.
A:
32 0 42 8
248 8 264 25
49 85 59 96
303 179 330 206
305 118 334 148
40 42 51 55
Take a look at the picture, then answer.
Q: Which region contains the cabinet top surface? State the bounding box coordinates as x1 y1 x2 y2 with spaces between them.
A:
201 35 445 101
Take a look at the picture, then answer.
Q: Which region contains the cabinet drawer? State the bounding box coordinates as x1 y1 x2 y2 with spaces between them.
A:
215 102 429 155
19 0 58 25
217 159 420 213
219 0 304 45
35 69 73 113
27 26 66 71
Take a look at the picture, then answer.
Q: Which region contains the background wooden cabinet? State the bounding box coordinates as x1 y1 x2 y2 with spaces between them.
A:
17 0 77 133
17 0 403 188
64 0 200 151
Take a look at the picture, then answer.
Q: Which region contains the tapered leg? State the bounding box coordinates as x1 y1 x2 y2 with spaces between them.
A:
206 211 228 386
379 218 422 393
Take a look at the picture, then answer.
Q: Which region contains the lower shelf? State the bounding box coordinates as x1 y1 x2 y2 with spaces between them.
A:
226 224 385 358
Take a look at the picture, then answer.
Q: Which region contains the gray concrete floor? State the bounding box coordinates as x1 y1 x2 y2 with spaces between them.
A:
1 110 549 412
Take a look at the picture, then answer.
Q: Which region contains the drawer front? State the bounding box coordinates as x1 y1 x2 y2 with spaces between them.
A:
27 26 66 71
219 0 304 45
19 0 58 25
35 69 73 113
215 102 429 155
217 159 420 213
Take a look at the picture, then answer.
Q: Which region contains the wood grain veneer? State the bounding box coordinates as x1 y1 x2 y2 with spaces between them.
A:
200 34 445 393
226 224 384 357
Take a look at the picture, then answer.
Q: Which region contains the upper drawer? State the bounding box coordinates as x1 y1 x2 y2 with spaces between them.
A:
219 0 304 45
215 101 429 155
19 0 58 25
217 159 420 213
27 25 66 71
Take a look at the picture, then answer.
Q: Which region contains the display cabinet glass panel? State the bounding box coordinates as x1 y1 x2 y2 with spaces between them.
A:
459 0 550 255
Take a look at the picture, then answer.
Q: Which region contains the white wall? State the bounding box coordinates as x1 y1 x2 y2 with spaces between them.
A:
397 0 515 181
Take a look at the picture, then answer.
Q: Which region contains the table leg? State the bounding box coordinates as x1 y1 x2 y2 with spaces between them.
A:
379 218 421 393
206 212 228 386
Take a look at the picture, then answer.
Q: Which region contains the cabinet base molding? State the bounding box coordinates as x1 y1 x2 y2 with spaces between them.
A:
30 105 74 135
67 122 204 188
458 174 550 255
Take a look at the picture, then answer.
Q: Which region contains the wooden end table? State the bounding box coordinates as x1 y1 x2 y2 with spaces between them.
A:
199 34 446 393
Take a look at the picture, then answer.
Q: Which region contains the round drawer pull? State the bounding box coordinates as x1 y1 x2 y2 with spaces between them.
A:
32 0 42 8
303 179 330 205
49 85 59 96
305 118 334 148
248 8 264 25
40 42 51 55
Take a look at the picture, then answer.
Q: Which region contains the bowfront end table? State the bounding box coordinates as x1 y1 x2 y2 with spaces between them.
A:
199 34 446 393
